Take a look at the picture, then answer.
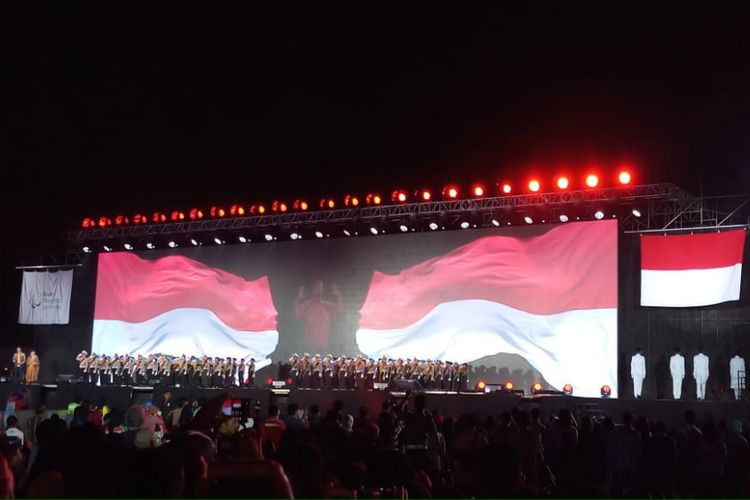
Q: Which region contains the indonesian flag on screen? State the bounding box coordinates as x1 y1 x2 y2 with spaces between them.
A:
93 253 278 366
356 220 618 398
641 230 745 307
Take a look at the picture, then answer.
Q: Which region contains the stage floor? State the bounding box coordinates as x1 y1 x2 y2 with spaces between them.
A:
2 383 748 427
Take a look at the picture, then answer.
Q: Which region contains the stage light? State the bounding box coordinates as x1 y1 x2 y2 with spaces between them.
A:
146 242 155 249
632 208 642 217
618 170 632 185
238 236 247 243
290 232 300 240
491 219 501 227
264 234 274 242
293 200 309 211
563 384 573 396
503 381 514 392
98 216 111 228
429 222 439 231
343 229 352 236
460 221 470 229
524 216 533 224
189 208 204 220
81 218 93 229
392 190 408 203
82 246 91 253
344 195 360 207
190 238 199 246
585 174 599 188
168 241 178 248
320 198 336 209
369 227 379 235
114 215 125 225
501 182 512 194
471 184 486 197
531 382 543 395
399 224 409 233
257 204 266 214
366 193 382 205
601 385 612 398
559 214 569 223
229 204 243 216
528 179 540 192
103 245 112 252
123 243 133 251
133 214 147 225
210 207 226 218
315 231 324 239
556 177 570 190
475 380 487 392
594 210 605 220
419 189 432 201
443 185 460 199
272 201 288 213
213 238 222 245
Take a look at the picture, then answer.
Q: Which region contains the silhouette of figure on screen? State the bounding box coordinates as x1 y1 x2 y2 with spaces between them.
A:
294 280 343 352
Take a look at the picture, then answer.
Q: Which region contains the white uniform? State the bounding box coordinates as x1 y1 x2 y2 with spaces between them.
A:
631 353 646 398
730 355 746 400
693 352 710 400
669 353 685 399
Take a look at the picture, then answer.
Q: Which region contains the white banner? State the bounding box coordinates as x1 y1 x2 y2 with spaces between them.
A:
18 270 74 324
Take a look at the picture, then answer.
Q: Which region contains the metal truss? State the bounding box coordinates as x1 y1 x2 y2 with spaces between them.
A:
70 183 687 245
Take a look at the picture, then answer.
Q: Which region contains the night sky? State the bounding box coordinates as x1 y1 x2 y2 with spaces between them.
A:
3 4 750 322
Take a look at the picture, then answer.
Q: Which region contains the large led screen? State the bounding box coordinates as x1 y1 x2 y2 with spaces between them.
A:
93 219 618 396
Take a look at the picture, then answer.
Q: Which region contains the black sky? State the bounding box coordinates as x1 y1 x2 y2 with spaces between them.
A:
3 3 750 271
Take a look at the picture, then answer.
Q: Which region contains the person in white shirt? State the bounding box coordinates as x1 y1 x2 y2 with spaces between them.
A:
631 347 646 398
730 351 746 401
4 416 24 447
693 347 710 400
669 348 685 399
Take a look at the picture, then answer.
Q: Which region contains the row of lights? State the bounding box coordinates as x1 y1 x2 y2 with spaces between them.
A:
474 381 612 398
81 170 634 229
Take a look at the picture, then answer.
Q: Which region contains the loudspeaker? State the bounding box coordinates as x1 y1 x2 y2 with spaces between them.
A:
387 379 424 393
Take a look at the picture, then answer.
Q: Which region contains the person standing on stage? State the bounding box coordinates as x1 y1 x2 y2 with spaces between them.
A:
294 280 343 353
670 348 685 399
25 350 39 384
730 351 746 401
631 347 646 398
12 347 26 381
247 358 256 387
693 347 710 400
76 351 88 380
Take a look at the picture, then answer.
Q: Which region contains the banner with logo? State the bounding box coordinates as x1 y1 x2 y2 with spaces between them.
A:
18 270 74 324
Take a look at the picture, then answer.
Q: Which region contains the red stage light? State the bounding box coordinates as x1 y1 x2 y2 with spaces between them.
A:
419 189 432 201
210 207 226 218
618 170 632 185
272 201 287 213
152 212 167 223
189 208 204 220
366 193 383 205
501 182 512 194
504 381 514 392
556 177 570 190
563 384 574 395
81 218 94 229
133 214 144 224
319 198 336 209
293 200 309 211
392 190 408 203
472 184 486 197
257 204 266 214
114 215 125 225
171 211 186 221
531 382 543 394
344 195 361 207
476 380 487 391
585 174 599 188
443 185 460 199
601 385 612 397
528 179 541 192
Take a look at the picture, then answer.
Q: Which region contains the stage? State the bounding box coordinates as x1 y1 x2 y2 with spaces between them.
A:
2 382 749 427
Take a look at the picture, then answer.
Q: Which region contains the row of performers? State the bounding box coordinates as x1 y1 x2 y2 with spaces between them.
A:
75 351 256 387
280 354 471 391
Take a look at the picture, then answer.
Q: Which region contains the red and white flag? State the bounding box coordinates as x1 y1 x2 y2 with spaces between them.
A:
356 220 618 397
641 230 745 307
93 253 278 365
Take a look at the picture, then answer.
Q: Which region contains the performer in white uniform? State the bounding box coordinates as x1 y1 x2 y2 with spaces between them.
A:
693 347 710 400
631 348 646 398
730 351 746 401
669 348 685 399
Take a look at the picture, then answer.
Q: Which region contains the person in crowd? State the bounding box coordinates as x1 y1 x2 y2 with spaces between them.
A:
3 417 23 448
262 404 286 456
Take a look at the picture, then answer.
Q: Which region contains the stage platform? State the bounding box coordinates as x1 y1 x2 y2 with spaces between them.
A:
1 382 747 427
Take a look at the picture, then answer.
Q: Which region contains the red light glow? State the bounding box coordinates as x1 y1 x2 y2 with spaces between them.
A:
618 170 632 185
472 184 485 197
556 177 570 190
585 174 599 188
443 185 460 199
528 180 540 192
501 183 512 194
